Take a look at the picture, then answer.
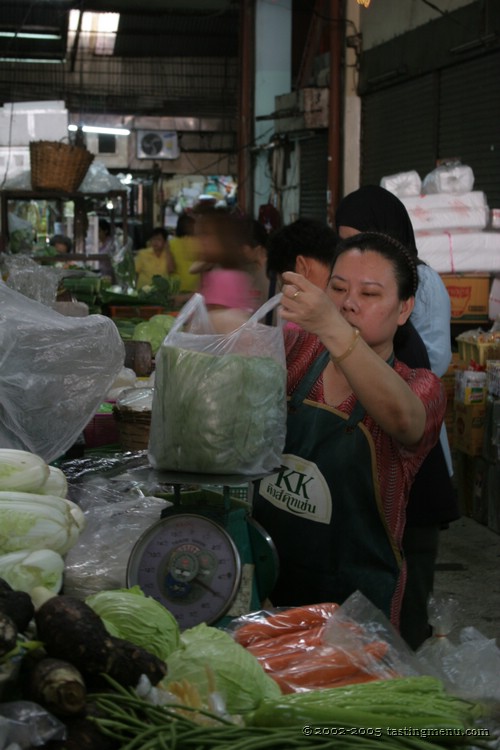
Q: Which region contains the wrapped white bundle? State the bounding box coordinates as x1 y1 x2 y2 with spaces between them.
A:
380 170 422 197
422 164 474 194
402 191 489 234
415 231 500 273
401 191 487 211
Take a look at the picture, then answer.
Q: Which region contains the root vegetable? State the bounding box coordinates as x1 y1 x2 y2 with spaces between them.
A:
25 656 87 717
34 590 167 687
0 577 35 631
0 611 17 658
43 702 121 750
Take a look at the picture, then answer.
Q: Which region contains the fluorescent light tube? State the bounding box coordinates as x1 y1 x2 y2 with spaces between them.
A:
68 124 130 136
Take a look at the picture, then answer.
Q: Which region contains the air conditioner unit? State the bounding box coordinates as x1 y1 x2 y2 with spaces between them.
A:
136 130 180 160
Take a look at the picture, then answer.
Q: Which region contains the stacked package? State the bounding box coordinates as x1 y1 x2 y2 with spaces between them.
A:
381 166 500 274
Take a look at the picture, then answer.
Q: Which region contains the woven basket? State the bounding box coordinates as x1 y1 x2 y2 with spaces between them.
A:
30 140 94 192
113 407 151 452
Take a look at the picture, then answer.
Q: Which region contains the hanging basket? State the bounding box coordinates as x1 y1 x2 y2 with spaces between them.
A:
29 140 94 193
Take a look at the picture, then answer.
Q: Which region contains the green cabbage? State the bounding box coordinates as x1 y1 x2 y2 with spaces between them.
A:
149 346 286 474
86 586 180 661
132 320 168 354
164 623 281 714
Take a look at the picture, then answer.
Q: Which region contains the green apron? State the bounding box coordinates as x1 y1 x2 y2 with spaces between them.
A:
253 349 402 619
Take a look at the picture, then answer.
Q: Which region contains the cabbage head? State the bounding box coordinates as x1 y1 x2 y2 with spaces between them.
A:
86 586 180 661
132 320 168 354
163 623 281 714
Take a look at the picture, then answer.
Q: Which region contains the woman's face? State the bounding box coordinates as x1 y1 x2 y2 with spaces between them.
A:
328 249 413 352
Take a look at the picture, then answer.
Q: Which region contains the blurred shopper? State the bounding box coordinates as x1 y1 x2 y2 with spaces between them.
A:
135 227 176 290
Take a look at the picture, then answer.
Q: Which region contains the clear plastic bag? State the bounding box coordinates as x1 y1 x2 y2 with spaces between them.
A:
422 162 475 194
228 591 421 694
62 454 173 598
2 255 61 305
0 702 65 749
416 594 500 703
148 293 287 476
0 283 125 462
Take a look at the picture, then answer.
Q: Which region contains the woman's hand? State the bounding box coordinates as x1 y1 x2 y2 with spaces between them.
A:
280 271 346 340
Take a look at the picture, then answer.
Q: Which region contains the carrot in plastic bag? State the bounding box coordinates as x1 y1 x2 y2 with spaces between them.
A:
245 624 326 659
263 640 387 679
233 602 340 647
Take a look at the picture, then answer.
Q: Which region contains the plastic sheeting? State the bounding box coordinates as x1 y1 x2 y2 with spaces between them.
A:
0 283 125 462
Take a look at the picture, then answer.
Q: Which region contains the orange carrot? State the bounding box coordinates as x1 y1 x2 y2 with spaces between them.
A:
234 602 339 647
245 624 326 658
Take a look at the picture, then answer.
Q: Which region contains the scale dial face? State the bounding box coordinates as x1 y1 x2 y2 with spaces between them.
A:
127 513 242 629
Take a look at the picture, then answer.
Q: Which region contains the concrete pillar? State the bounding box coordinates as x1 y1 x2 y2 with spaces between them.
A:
253 0 292 218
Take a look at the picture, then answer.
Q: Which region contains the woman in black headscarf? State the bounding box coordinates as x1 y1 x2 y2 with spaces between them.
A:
335 185 459 650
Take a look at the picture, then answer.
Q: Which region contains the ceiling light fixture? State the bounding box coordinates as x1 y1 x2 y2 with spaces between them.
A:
0 32 62 40
68 124 130 136
0 57 63 63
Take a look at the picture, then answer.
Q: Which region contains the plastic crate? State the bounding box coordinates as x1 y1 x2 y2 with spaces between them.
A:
109 305 166 320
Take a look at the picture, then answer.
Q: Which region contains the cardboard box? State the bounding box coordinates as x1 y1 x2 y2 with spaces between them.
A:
441 274 491 322
454 401 486 457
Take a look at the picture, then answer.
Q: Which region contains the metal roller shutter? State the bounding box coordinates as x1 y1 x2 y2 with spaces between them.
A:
299 131 328 221
439 50 500 207
361 74 436 187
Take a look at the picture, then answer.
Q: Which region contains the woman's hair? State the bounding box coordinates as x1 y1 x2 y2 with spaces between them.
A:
266 218 339 275
332 231 419 300
98 219 111 236
194 208 251 269
175 212 195 238
150 226 168 241
50 234 72 252
335 185 420 260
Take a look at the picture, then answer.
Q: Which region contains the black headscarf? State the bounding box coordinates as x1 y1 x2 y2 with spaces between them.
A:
335 185 418 256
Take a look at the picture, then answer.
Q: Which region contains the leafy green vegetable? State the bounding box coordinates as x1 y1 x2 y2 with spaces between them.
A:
149 346 286 474
131 320 166 354
163 622 281 714
0 549 64 593
85 586 180 661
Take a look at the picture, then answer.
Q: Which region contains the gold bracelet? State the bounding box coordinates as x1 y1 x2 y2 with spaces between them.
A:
331 327 361 364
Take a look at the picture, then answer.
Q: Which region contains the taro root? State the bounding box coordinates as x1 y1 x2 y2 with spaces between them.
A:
34 593 167 687
0 611 17 658
25 656 87 717
0 583 35 633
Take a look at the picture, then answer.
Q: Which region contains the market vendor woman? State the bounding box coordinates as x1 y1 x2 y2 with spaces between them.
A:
253 232 446 629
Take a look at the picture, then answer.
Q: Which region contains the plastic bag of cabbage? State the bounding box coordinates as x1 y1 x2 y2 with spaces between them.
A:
148 294 286 475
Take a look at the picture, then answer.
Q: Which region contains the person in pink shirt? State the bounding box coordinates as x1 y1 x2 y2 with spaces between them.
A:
193 208 259 333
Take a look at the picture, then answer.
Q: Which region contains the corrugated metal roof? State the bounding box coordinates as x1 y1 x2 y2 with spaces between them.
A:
0 0 240 118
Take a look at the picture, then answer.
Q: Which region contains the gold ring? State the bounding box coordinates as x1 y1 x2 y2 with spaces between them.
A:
292 290 301 299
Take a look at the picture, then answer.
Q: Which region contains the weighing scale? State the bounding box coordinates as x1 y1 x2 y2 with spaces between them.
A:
126 470 279 630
